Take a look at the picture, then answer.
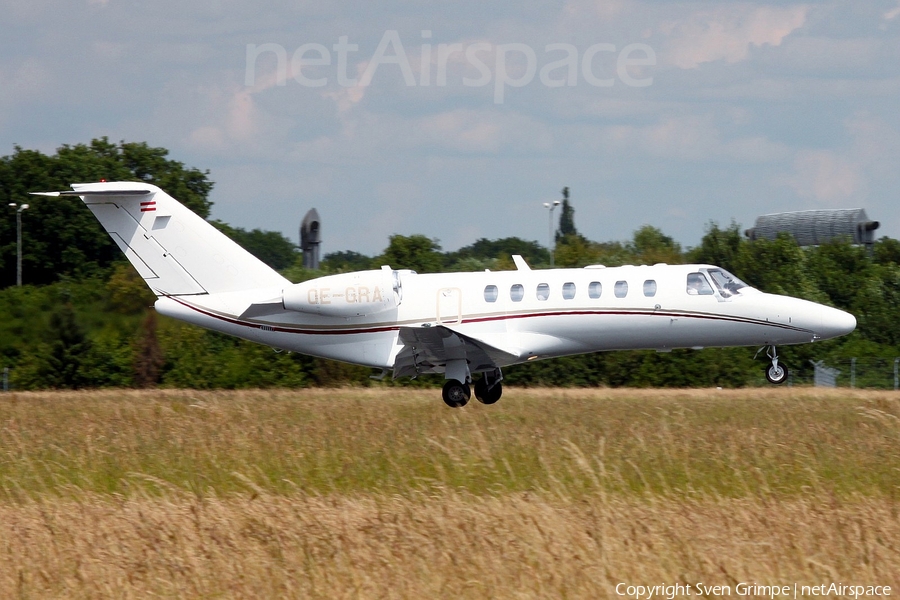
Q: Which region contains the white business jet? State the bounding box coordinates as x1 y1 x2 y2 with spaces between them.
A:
34 182 857 406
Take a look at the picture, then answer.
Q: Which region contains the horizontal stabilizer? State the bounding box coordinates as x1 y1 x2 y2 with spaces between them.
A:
32 189 152 197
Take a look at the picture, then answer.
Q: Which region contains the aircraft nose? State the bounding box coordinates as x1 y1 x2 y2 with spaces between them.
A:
817 305 856 340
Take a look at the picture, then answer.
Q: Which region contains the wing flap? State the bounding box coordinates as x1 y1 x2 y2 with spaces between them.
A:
393 325 518 379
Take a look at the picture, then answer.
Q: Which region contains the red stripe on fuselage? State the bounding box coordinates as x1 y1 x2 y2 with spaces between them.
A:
166 296 813 337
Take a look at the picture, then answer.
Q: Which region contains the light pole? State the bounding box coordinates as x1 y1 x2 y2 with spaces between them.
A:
8 203 29 286
543 200 560 267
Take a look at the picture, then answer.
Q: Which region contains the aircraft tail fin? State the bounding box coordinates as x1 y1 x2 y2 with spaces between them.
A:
33 182 289 296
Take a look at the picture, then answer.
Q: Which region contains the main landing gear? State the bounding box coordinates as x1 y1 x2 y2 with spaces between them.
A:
441 380 471 408
441 369 503 408
474 369 503 405
762 345 789 385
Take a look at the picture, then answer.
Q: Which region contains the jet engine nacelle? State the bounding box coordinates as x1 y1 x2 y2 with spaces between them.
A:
282 267 400 317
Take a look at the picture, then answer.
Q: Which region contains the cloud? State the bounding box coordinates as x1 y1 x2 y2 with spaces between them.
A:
185 66 290 154
843 112 900 181
599 115 789 163
885 2 900 21
0 58 51 125
419 111 503 153
323 85 367 114
663 5 808 69
780 113 900 208
785 150 863 206
561 0 633 22
414 109 556 154
184 85 260 153
187 126 226 150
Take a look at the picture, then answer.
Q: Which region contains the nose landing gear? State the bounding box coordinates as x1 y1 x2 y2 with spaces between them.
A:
762 345 789 385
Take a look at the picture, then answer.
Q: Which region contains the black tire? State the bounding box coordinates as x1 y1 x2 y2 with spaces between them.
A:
474 378 502 405
765 363 788 385
442 380 471 407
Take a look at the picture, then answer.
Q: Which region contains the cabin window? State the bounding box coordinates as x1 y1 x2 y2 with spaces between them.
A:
536 283 550 301
510 284 525 302
614 280 628 298
643 280 657 297
588 281 602 299
562 282 576 300
484 285 498 303
686 273 714 296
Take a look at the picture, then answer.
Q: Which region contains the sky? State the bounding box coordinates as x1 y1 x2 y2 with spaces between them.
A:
2 1 899 256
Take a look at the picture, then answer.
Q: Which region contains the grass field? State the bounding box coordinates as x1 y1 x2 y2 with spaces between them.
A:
1 388 898 598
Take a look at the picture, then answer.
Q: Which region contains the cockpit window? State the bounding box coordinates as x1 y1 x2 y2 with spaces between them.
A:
706 268 748 298
686 273 714 296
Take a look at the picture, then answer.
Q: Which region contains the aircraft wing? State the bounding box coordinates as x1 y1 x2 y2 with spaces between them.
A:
393 325 518 379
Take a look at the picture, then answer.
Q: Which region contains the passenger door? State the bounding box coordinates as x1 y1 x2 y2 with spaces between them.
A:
436 287 462 325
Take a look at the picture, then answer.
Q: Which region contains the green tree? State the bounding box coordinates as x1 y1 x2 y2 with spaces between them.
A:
873 237 900 266
446 237 548 268
628 225 683 265
18 303 94 389
688 221 743 272
555 235 604 267
852 263 900 347
0 138 213 288
159 324 311 389
805 239 871 310
377 235 444 273
556 186 578 241
555 238 634 268
732 234 822 300
133 310 164 388
107 262 156 314
78 328 134 388
321 251 374 273
211 221 296 270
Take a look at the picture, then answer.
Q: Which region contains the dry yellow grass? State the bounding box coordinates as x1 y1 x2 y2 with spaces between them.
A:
1 493 897 598
0 387 898 598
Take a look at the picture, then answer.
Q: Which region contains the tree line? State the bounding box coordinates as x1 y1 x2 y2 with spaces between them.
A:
2 139 899 390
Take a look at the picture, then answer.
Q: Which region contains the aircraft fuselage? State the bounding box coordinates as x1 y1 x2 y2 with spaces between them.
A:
155 262 855 371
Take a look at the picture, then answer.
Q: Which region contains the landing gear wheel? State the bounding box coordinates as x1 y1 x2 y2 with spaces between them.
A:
474 378 502 405
765 363 788 385
442 380 471 408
